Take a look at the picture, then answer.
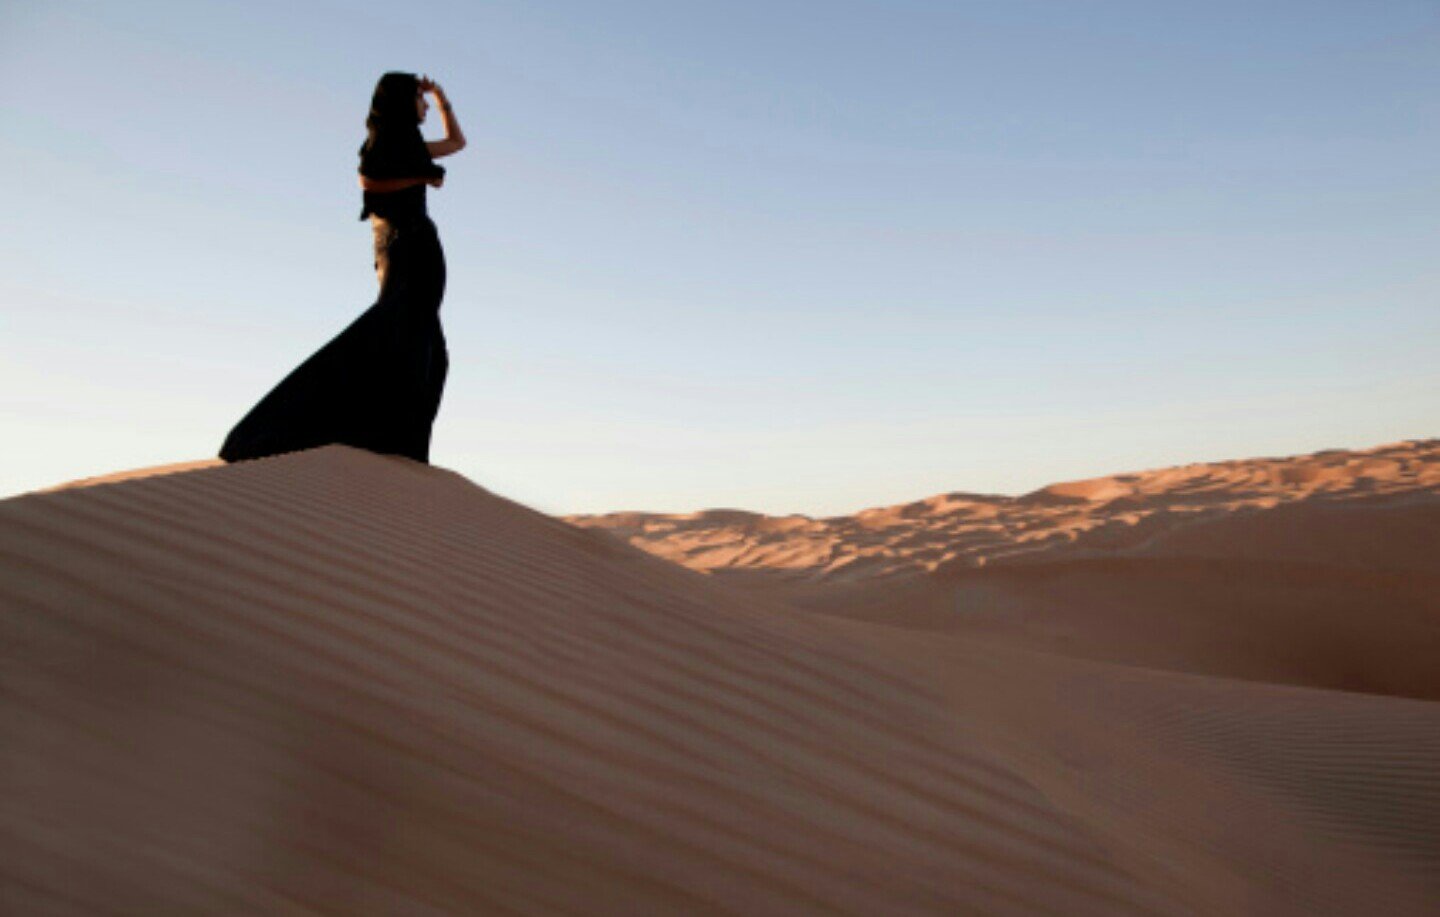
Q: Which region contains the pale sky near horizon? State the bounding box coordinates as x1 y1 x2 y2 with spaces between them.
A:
2 0 1437 516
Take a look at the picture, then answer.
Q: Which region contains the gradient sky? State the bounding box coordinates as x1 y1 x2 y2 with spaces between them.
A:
2 0 1437 515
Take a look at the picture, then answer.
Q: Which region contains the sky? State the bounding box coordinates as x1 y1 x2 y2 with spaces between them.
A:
2 0 1437 516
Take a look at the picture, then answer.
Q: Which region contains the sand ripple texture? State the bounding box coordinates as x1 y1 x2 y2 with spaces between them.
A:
4 442 1439 914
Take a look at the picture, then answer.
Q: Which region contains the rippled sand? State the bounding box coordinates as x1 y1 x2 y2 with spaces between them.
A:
4 441 1437 914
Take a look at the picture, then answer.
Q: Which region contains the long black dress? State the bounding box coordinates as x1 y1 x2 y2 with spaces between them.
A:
219 137 449 465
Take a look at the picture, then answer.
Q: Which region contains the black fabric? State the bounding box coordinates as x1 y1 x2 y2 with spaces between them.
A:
218 213 449 465
357 131 444 221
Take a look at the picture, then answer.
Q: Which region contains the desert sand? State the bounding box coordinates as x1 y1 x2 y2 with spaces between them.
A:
3 440 1438 914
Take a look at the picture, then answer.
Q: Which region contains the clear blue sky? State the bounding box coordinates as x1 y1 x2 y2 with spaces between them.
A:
2 0 1437 515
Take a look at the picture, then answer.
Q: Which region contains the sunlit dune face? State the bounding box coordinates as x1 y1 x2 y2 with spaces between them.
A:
567 439 1440 583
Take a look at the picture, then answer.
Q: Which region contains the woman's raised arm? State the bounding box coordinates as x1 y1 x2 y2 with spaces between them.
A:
423 78 466 158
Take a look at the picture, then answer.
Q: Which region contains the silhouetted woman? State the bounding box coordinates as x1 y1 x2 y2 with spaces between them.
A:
219 71 466 465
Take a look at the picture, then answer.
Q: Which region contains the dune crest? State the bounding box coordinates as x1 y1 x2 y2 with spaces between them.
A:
3 443 1438 913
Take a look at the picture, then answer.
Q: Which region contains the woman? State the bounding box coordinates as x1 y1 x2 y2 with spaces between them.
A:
219 71 466 465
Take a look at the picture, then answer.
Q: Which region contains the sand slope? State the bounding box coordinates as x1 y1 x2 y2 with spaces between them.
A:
3 443 1438 914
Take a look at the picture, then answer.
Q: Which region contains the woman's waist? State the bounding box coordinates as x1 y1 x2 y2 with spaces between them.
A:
370 213 438 242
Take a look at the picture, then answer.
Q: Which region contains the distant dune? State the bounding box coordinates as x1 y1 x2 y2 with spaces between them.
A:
4 441 1438 914
569 440 1440 580
572 440 1440 699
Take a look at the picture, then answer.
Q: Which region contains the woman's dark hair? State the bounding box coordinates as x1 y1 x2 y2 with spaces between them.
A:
365 71 421 144
358 71 443 181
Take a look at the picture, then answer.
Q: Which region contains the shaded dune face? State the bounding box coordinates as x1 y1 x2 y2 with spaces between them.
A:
770 553 1440 702
3 443 1438 914
2 447 1180 915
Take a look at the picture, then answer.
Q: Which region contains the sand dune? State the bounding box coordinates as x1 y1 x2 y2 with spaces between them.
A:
3 442 1438 913
569 439 1440 580
573 440 1440 699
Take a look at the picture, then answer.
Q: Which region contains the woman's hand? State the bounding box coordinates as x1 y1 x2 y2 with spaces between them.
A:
420 73 465 158
427 174 445 188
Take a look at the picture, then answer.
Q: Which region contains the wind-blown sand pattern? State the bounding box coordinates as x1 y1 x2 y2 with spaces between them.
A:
4 442 1438 914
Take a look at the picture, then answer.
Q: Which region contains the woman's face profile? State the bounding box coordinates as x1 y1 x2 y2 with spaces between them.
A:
415 88 428 123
